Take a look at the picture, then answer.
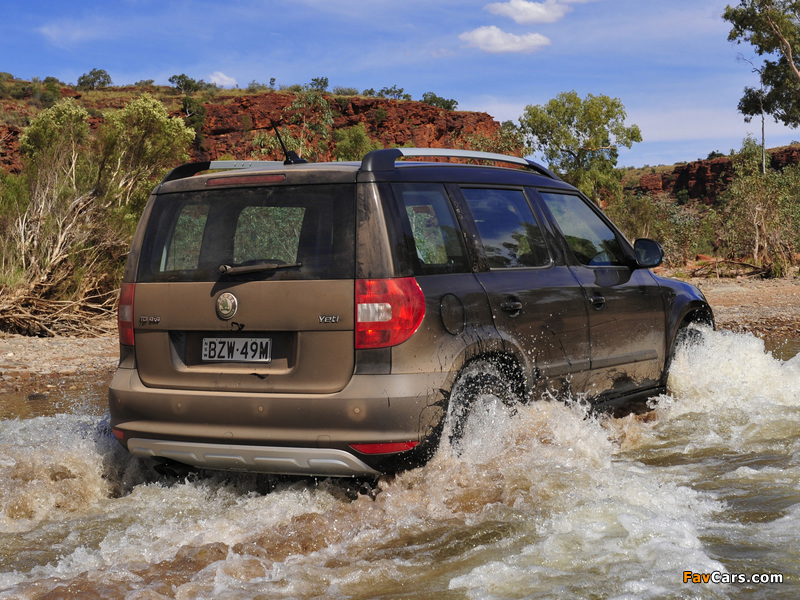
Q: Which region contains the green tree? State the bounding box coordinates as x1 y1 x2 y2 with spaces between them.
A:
724 0 800 127
15 100 93 279
168 73 200 95
77 68 112 90
518 91 642 202
95 93 195 209
284 89 335 161
333 123 383 161
1 94 197 331
309 77 329 92
377 85 411 100
456 120 523 156
251 128 300 160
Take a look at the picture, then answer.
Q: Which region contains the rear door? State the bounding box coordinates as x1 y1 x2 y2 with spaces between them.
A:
132 182 356 393
536 191 666 398
456 186 590 393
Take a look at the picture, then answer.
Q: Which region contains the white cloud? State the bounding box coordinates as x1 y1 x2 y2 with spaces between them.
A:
486 0 571 25
459 26 551 53
38 18 118 46
209 71 237 87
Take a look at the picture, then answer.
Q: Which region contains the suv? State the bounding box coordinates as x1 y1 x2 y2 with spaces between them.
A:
109 148 713 477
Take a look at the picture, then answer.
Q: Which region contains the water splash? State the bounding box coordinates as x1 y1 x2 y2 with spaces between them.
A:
0 328 797 598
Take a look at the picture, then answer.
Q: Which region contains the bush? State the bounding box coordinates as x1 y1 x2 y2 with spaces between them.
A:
333 123 382 161
333 86 359 96
377 85 411 100
718 140 800 275
247 80 270 93
456 121 522 156
604 192 719 267
421 92 458 111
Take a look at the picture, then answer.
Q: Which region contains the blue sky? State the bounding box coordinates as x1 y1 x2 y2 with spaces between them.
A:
3 0 798 166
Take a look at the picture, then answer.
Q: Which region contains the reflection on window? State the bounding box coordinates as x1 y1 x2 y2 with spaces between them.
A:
539 192 626 266
461 188 550 269
234 206 305 265
393 184 468 274
165 203 209 270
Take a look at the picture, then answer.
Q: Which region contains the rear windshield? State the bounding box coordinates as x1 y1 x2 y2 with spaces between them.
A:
137 184 355 282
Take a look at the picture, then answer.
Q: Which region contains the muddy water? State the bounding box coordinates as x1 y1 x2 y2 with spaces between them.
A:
0 329 797 599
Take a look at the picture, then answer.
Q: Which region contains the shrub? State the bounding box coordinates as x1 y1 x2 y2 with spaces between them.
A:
604 192 719 267
421 92 458 111
377 85 411 100
333 123 382 161
718 140 800 275
333 86 359 96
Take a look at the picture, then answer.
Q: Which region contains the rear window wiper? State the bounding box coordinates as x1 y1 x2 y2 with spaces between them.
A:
218 262 302 276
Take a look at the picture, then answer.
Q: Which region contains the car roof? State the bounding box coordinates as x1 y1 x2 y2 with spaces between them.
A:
156 148 574 193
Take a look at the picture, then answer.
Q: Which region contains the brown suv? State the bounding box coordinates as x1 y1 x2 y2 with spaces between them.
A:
109 148 713 477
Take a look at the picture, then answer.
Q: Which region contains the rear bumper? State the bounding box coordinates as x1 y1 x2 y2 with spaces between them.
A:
109 365 449 475
127 438 380 477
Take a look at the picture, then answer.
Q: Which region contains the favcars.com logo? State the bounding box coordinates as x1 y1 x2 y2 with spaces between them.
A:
683 571 784 585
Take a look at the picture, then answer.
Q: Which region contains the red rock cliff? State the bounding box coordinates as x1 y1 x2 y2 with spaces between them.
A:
633 146 800 204
0 90 510 174
196 93 505 162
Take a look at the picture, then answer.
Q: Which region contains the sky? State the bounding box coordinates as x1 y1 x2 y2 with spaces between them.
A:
2 0 799 167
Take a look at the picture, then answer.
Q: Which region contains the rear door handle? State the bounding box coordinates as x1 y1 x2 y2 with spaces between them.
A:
590 294 606 309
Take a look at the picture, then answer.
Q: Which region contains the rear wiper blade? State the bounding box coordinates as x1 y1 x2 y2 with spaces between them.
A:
218 262 302 276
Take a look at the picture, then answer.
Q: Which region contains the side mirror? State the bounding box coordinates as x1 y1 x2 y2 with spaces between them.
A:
633 238 664 269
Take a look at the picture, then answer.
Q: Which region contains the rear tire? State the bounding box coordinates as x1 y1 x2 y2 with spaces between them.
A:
446 360 520 446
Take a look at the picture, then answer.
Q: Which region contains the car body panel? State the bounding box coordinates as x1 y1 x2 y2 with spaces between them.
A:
568 265 666 398
133 280 355 394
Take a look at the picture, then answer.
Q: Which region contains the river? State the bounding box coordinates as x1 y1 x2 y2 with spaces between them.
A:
0 327 797 599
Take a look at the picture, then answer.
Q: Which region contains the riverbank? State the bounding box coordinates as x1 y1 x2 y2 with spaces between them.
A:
0 277 798 407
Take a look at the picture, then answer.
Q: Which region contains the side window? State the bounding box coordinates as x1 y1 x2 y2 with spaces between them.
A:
539 192 626 267
164 203 209 271
393 183 468 274
461 188 550 269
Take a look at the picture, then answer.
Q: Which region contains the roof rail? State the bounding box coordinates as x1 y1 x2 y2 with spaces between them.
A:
160 160 284 184
360 148 560 179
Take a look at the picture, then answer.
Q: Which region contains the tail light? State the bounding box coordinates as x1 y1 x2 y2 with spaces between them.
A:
118 283 135 346
355 277 425 349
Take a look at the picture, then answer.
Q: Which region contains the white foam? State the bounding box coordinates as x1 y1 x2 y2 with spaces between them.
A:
1 328 798 598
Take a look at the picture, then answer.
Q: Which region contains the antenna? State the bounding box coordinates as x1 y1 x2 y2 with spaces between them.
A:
270 119 308 165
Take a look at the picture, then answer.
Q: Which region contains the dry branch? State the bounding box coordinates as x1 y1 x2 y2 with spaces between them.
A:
0 288 117 337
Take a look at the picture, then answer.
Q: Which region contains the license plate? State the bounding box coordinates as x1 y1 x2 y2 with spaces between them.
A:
202 338 272 362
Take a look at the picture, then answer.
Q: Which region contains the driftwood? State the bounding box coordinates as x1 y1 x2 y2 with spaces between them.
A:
0 289 117 337
690 258 768 279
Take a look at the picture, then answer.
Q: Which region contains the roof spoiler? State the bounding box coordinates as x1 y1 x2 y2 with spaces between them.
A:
160 160 284 183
